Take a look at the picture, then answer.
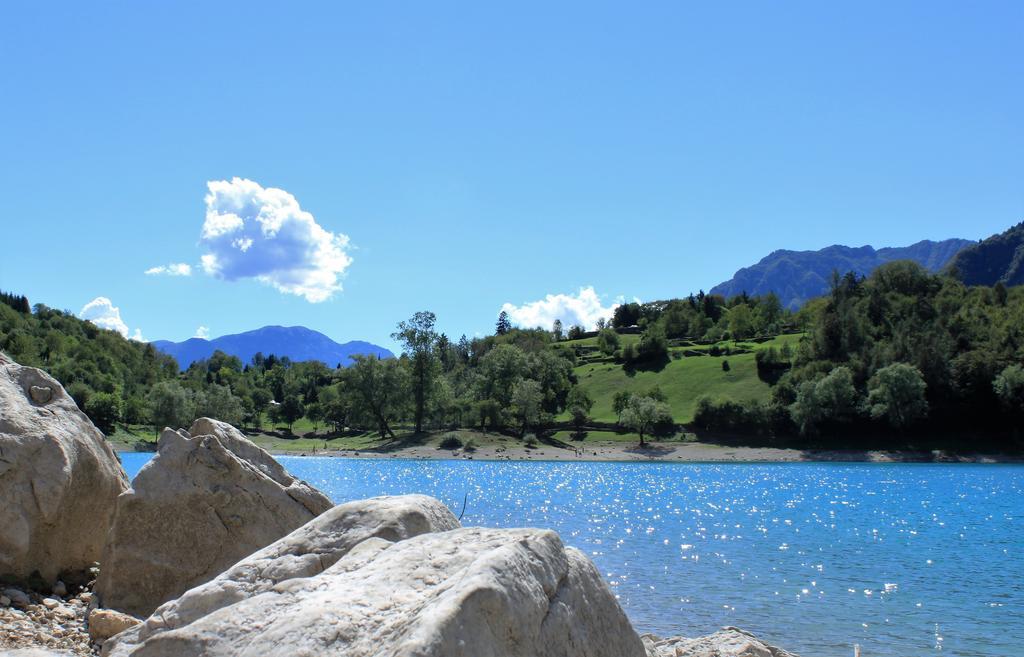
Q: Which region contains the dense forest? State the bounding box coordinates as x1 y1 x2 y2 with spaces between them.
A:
946 221 1024 287
2 258 1023 451
695 262 1024 448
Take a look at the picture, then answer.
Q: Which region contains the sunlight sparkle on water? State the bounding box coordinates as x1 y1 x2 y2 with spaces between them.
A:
118 455 1024 657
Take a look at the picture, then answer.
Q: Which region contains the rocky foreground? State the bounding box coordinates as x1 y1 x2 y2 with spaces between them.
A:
0 351 799 657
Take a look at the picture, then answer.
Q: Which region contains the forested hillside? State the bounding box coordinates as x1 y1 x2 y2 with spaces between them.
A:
3 261 1023 452
696 263 1024 448
947 221 1024 287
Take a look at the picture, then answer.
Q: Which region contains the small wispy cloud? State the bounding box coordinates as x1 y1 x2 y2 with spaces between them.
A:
145 263 193 276
501 286 620 331
194 326 210 340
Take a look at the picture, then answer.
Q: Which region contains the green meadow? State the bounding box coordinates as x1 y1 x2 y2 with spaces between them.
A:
563 333 804 423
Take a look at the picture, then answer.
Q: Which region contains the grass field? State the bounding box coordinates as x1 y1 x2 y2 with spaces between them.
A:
564 333 804 423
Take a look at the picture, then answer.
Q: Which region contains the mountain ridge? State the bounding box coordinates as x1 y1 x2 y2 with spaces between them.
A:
946 221 1024 287
152 325 393 370
710 238 972 309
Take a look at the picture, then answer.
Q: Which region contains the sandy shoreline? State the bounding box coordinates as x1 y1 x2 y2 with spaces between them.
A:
261 442 1023 463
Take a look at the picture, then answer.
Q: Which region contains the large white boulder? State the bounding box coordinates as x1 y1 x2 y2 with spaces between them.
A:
0 352 130 583
104 526 646 657
94 419 333 617
642 627 800 657
106 494 461 654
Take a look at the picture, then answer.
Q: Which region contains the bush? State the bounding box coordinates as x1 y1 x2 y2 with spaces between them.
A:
439 433 463 450
721 360 730 371
524 434 539 448
693 396 772 434
462 439 477 452
596 329 620 356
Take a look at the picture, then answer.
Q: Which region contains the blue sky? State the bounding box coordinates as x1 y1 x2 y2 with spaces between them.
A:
2 2 1021 351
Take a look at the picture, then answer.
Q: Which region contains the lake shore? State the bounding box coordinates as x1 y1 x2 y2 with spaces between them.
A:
261 442 1023 463
109 426 1023 464
205 438 1015 462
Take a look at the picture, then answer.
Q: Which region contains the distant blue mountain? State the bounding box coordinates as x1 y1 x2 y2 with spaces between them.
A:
710 238 972 310
152 325 393 370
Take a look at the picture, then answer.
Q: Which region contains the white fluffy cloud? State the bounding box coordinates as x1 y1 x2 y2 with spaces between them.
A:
199 178 352 303
194 326 210 339
501 287 620 331
79 297 140 340
145 263 192 276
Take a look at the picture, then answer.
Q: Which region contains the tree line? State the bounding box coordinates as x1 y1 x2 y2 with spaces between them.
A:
2 261 1023 451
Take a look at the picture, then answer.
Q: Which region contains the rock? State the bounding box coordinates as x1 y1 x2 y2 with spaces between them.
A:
0 594 9 607
51 581 67 597
103 526 645 657
29 385 52 403
95 418 333 617
2 587 31 608
0 353 130 583
642 627 800 657
106 494 460 653
0 650 77 656
88 608 141 643
41 597 59 609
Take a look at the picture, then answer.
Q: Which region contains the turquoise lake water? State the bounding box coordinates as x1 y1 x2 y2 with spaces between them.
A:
119 454 1023 657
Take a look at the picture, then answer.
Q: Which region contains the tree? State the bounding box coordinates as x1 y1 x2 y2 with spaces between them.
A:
566 386 594 434
347 355 409 438
867 363 928 428
511 379 543 437
552 319 563 341
789 367 858 435
612 303 642 328
495 310 512 335
279 394 305 433
619 395 672 446
637 326 668 362
476 399 502 430
596 328 620 356
305 401 323 432
147 381 194 432
393 311 438 434
476 344 529 407
567 325 585 340
122 395 148 427
612 390 632 421
194 383 245 426
728 304 754 341
319 383 351 432
994 364 1024 414
249 387 273 429
85 392 122 434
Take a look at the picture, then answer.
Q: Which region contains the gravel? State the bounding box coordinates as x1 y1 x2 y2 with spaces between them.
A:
0 583 98 655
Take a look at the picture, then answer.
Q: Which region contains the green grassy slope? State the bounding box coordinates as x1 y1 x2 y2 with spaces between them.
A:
565 333 803 423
